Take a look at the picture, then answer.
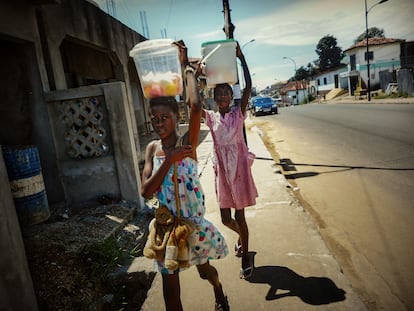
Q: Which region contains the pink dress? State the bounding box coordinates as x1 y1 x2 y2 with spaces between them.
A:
204 106 258 209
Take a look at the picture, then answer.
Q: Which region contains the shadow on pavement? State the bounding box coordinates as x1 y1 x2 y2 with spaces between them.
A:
247 253 346 305
198 129 210 145
278 157 414 180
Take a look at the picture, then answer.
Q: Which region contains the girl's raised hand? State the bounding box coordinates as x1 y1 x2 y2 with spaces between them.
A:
236 42 243 59
164 145 193 163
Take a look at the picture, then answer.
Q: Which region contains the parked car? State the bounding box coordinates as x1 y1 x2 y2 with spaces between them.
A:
250 96 278 116
271 96 284 107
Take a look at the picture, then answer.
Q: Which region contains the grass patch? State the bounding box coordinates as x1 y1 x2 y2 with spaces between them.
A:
75 237 139 309
81 237 128 285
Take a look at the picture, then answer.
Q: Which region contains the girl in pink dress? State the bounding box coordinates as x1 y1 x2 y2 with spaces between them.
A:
202 43 258 279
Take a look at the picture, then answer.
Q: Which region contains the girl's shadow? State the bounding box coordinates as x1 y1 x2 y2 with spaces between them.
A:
246 253 346 305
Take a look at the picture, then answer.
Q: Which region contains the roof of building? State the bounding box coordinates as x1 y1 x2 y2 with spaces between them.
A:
345 37 404 52
313 64 348 77
280 80 308 94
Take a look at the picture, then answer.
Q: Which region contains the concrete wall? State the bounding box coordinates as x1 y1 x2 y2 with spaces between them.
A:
44 82 142 206
0 0 147 207
398 68 414 95
315 67 348 93
0 1 148 304
0 150 39 311
0 2 64 204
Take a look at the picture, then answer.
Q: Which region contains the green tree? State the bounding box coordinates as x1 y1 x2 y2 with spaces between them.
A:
306 62 318 79
288 63 318 82
295 66 308 80
354 27 385 44
314 35 344 71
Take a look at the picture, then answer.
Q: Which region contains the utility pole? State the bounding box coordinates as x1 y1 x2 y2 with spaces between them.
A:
222 0 235 39
365 0 388 101
222 0 240 104
283 56 299 105
222 0 240 103
222 0 248 145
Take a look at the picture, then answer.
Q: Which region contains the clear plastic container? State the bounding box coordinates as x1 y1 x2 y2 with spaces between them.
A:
130 39 183 99
201 39 238 88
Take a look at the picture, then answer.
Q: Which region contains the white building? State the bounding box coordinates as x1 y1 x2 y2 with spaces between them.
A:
341 38 403 95
313 65 348 97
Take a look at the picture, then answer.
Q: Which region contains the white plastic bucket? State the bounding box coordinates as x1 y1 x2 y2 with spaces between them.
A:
130 39 183 99
201 39 238 88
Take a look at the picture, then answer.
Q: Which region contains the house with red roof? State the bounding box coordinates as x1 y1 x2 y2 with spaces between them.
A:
279 80 309 105
341 37 405 96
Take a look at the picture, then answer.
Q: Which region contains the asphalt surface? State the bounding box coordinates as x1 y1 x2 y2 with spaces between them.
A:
140 115 368 311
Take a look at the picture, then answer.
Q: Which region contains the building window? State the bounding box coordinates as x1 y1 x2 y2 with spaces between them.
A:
323 77 327 85
317 79 320 86
364 51 373 61
58 97 110 159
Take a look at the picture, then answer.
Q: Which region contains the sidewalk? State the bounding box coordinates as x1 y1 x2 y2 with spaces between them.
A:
141 118 367 311
319 94 414 105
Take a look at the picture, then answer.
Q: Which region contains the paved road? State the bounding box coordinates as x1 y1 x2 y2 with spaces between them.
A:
256 103 414 310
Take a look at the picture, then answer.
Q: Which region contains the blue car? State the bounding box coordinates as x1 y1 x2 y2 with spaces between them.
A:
250 96 278 116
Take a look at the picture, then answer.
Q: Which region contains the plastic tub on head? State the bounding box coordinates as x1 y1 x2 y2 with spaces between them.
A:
130 39 183 99
201 39 238 88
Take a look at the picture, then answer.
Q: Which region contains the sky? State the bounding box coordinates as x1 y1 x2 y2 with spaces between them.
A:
94 0 414 90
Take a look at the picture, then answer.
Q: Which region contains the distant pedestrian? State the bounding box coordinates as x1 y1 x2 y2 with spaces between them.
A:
141 40 229 311
201 42 258 279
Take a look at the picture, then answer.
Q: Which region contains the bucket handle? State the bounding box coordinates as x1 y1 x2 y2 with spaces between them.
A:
200 44 221 67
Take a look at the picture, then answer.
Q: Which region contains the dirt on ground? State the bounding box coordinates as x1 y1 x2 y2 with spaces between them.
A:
22 198 153 311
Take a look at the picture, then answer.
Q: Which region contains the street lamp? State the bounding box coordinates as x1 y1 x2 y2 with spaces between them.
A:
241 39 255 50
283 56 299 105
365 0 388 101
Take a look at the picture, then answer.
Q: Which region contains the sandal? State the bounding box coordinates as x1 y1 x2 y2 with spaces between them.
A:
234 241 243 257
215 295 230 311
239 265 253 279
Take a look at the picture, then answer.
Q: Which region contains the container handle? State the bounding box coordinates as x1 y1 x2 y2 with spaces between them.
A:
200 44 221 67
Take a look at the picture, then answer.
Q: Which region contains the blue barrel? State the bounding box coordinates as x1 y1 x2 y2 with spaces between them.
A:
1 145 50 227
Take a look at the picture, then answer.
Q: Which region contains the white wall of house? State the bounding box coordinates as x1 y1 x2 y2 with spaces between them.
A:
345 42 401 93
314 67 348 94
286 88 309 104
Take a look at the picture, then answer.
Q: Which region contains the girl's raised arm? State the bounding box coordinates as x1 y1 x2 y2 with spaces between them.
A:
175 40 201 154
236 42 252 115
